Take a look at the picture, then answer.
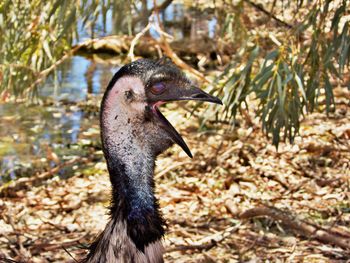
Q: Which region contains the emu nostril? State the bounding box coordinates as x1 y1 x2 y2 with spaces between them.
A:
188 91 223 105
191 93 208 99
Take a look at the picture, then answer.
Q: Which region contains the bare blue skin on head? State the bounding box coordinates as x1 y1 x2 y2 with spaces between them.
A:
84 58 222 263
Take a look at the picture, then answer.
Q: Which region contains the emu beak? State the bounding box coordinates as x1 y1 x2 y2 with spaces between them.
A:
151 86 222 158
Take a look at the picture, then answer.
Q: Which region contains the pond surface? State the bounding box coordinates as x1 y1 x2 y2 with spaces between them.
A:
0 2 218 184
0 56 120 184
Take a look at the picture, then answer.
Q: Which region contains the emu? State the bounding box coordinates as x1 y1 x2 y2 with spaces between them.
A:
84 58 222 263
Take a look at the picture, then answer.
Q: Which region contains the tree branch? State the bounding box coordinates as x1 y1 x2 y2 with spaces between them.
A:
166 224 241 253
243 0 293 28
132 0 173 27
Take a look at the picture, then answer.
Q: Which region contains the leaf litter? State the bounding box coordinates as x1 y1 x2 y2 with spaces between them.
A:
0 88 349 262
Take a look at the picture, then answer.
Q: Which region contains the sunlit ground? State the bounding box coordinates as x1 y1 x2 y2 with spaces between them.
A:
0 0 349 262
1 83 349 261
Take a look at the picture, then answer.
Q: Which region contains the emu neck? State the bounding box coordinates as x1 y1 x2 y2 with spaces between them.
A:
86 118 165 262
106 142 156 221
104 134 165 249
100 98 165 251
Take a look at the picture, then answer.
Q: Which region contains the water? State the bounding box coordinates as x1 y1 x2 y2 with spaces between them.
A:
0 1 218 184
0 55 120 184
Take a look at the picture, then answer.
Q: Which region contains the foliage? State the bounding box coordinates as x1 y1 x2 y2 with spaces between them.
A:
0 0 349 147
214 0 349 147
0 0 114 96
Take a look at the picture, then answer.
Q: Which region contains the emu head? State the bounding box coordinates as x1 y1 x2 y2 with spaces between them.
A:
100 58 222 159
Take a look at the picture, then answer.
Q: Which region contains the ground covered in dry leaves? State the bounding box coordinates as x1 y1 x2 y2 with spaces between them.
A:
0 88 349 262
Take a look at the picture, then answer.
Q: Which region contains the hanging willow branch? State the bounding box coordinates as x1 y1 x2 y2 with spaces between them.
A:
212 0 349 147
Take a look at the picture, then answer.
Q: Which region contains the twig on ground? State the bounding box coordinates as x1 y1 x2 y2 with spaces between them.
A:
239 205 350 250
154 161 193 180
166 223 242 253
2 214 31 259
0 256 20 263
30 234 89 255
62 246 79 263
165 240 217 252
38 216 70 232
0 157 87 197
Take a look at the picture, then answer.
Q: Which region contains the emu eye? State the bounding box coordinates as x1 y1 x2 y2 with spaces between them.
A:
150 83 166 95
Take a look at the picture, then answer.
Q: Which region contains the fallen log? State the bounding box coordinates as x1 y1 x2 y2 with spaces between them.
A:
75 35 158 57
74 34 218 59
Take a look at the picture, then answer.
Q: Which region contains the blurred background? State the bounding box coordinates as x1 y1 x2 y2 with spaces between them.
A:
0 0 349 262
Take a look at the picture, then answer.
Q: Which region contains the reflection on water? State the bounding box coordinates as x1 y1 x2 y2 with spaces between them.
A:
0 56 119 184
0 1 218 184
40 56 117 102
148 3 217 42
77 0 217 45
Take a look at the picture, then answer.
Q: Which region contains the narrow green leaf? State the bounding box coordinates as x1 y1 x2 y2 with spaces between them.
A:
294 73 306 101
265 50 279 62
324 76 335 113
277 73 284 108
43 40 53 61
331 3 346 31
48 0 63 19
254 64 274 85
58 6 76 39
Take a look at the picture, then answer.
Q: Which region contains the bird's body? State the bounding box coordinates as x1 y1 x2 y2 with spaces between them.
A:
85 217 164 263
84 59 221 263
